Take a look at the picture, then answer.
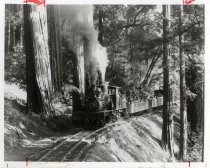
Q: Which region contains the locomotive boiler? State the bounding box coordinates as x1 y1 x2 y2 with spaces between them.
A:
72 82 127 126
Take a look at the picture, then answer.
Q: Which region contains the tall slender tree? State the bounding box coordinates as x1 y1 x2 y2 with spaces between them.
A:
72 34 85 112
98 7 104 45
73 34 85 94
161 5 173 157
179 5 188 160
24 5 53 115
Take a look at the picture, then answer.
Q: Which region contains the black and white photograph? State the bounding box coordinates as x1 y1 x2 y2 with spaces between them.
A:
3 2 206 164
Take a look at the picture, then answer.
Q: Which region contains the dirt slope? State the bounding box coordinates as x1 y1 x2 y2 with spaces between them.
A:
82 113 171 162
4 98 55 160
4 81 173 162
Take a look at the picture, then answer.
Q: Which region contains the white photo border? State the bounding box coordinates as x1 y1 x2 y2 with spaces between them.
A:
0 0 209 167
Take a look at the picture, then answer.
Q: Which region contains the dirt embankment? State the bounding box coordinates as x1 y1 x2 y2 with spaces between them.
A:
4 98 55 160
4 81 174 162
5 93 173 162
82 113 171 162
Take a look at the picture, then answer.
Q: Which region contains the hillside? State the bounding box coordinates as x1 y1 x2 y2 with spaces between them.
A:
82 113 172 162
4 83 174 162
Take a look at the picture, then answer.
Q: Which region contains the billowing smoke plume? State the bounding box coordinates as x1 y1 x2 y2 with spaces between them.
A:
60 5 108 84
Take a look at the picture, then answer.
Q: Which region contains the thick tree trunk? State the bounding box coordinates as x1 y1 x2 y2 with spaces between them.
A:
186 66 197 132
179 5 188 160
24 5 53 115
47 5 63 92
73 34 85 112
161 5 173 157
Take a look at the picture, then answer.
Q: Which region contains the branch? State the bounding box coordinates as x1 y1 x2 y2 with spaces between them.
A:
133 7 146 25
136 47 162 90
121 22 150 29
121 7 146 29
137 20 202 51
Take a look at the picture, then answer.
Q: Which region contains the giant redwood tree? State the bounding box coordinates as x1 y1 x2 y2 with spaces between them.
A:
47 5 63 92
24 5 53 115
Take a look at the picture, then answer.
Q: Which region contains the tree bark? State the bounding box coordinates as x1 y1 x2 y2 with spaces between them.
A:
161 5 173 157
73 34 85 112
179 5 188 160
47 5 63 92
24 5 53 115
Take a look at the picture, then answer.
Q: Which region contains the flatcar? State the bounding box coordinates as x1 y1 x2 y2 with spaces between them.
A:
127 97 163 116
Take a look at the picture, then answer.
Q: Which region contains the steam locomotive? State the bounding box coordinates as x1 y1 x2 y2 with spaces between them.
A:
72 82 163 127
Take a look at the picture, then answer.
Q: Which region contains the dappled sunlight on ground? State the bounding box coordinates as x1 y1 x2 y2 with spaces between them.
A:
4 81 26 102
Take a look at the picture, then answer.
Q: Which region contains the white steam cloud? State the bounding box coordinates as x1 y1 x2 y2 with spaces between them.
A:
60 5 108 84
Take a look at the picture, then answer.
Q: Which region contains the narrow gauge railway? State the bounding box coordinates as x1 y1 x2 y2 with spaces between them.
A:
72 82 164 127
37 121 126 161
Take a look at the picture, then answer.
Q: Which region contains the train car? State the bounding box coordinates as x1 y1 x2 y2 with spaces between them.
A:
108 85 127 115
127 96 163 116
152 97 163 109
127 99 149 116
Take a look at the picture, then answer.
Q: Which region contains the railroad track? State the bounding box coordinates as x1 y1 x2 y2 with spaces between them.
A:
38 121 125 161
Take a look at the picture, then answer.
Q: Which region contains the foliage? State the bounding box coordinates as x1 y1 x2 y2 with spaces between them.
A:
5 4 204 99
5 5 25 83
93 5 204 100
5 4 23 26
5 43 26 83
186 127 203 161
94 5 161 95
41 114 73 131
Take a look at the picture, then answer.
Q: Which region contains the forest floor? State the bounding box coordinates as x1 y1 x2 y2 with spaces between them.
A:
4 81 180 162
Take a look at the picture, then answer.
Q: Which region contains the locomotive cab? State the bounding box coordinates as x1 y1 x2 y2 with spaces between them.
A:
107 85 127 115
